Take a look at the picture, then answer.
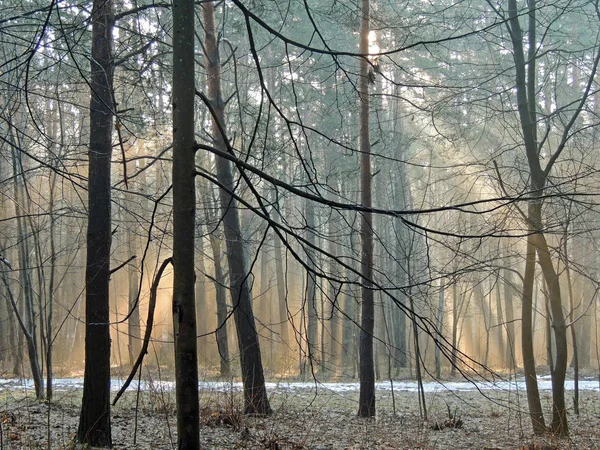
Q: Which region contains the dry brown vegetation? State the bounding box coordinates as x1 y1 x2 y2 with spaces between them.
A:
1 377 600 449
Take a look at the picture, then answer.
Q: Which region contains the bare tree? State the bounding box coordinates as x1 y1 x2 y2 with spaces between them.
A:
77 0 115 443
201 0 271 415
357 0 375 418
172 0 200 445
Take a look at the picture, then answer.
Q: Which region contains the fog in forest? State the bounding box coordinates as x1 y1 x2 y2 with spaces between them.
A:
2 0 600 446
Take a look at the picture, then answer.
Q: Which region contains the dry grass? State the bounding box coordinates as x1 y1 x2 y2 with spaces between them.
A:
0 378 599 449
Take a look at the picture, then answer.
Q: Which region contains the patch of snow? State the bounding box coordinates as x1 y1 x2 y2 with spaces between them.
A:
1 377 599 394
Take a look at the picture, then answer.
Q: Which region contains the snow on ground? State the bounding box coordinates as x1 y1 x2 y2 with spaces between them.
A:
1 375 598 394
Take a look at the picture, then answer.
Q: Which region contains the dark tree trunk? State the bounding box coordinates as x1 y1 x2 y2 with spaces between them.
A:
357 0 375 418
195 232 208 365
535 231 568 434
508 0 569 435
435 280 444 378
77 0 114 443
209 235 230 377
305 197 319 368
503 258 517 371
127 230 140 366
273 222 289 356
521 232 546 434
392 225 407 371
451 283 459 376
9 145 44 399
172 0 200 445
202 0 271 415
494 280 506 369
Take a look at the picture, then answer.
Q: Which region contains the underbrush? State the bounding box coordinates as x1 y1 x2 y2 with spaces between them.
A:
0 378 598 449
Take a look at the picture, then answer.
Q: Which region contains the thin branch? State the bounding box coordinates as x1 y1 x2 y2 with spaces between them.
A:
112 257 172 406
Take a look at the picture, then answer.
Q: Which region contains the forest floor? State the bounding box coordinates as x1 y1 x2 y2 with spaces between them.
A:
1 371 600 449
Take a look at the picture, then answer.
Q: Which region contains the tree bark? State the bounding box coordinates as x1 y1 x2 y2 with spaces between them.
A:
507 0 568 435
435 279 444 378
503 254 517 370
357 0 375 417
10 145 44 400
273 221 289 357
521 231 546 434
172 0 200 444
305 197 319 369
202 0 271 415
77 0 114 443
195 223 208 365
209 234 230 377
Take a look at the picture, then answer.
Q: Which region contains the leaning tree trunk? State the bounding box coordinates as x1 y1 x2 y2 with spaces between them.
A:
172 0 200 445
357 0 375 418
77 0 114 443
202 0 271 415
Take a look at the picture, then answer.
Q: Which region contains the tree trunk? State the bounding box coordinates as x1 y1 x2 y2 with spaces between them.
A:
521 232 546 434
77 0 114 443
357 0 375 418
202 0 271 415
503 262 517 371
127 229 141 366
435 279 444 378
451 282 459 376
10 145 44 399
508 0 568 435
494 279 506 369
195 223 208 365
328 217 342 375
273 222 289 359
172 0 200 445
305 198 319 369
209 235 230 377
534 231 568 434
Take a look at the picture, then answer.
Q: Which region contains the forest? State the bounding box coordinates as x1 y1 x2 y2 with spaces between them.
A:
1 0 600 448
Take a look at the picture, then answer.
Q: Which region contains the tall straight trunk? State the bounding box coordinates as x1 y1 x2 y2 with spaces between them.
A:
435 279 444 378
202 0 270 415
392 232 407 372
172 0 199 445
503 262 517 371
77 0 114 443
272 200 290 357
328 216 342 374
45 93 64 401
494 280 506 368
563 236 579 415
46 169 57 400
126 151 141 366
451 282 459 376
474 281 491 367
410 292 427 420
127 229 141 366
305 198 319 368
209 235 230 377
577 236 593 367
195 223 208 365
357 0 374 417
259 230 273 363
10 145 44 399
341 280 356 374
